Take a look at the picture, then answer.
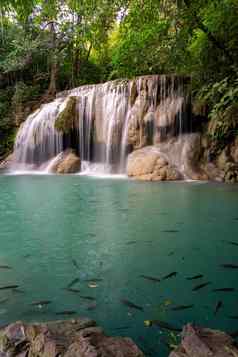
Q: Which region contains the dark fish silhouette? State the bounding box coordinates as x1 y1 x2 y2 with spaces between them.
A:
79 295 96 301
140 275 160 282
145 320 181 332
221 264 238 269
0 265 12 270
213 288 235 292
87 302 97 310
186 274 203 280
223 241 238 247
120 299 143 311
192 282 211 291
0 285 19 290
67 278 80 289
171 304 194 311
214 301 223 315
56 311 76 315
31 300 51 306
112 326 131 331
168 252 174 256
64 288 80 293
84 278 103 282
228 316 238 319
126 241 137 245
163 272 177 280
72 259 80 269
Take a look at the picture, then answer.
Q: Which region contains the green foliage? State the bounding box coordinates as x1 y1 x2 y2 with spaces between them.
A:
0 0 238 159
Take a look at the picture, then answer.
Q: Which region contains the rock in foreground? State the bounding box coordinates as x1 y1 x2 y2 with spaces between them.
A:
170 324 238 357
0 318 144 357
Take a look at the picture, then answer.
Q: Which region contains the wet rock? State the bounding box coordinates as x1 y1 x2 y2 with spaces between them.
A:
127 146 181 181
224 163 238 183
0 319 144 357
50 149 81 174
170 324 238 357
55 96 78 134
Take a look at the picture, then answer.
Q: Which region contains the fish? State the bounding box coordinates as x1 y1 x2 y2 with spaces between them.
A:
186 274 204 280
168 252 174 256
72 259 80 270
171 304 194 311
112 326 131 331
67 278 80 289
214 301 223 315
120 299 144 311
0 265 12 270
0 285 19 290
223 241 238 247
162 272 177 280
144 319 181 332
56 311 76 315
84 279 103 282
192 282 211 291
126 241 137 245
64 288 80 293
221 264 238 269
139 275 160 282
88 282 98 288
79 295 96 301
228 316 238 319
213 288 235 292
87 302 97 310
31 300 51 306
162 230 179 233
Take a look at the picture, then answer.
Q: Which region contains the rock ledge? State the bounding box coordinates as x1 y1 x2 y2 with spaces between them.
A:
0 318 144 357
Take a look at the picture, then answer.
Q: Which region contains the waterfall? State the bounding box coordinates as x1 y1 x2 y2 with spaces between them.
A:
11 75 190 174
13 100 64 170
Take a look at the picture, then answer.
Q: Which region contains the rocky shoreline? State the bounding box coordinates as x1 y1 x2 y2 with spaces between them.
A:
1 319 238 357
0 318 144 357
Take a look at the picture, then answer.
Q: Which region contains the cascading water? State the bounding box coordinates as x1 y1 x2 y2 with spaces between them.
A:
10 75 191 175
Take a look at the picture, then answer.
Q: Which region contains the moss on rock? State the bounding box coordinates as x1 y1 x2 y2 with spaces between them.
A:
55 96 77 133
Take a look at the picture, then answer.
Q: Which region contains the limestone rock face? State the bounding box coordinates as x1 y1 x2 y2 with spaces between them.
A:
0 319 144 357
50 150 81 174
127 146 181 181
169 324 238 357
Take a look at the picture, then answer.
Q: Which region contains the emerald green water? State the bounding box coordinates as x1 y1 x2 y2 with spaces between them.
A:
0 175 238 356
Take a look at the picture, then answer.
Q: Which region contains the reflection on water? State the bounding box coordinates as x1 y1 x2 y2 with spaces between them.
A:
0 176 238 356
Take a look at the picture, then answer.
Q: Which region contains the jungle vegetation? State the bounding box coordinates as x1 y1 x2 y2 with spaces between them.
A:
0 0 237 158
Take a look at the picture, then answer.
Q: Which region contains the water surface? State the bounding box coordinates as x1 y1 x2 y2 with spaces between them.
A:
0 175 238 356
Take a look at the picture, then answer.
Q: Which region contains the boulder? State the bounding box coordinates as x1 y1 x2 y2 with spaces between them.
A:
169 324 238 357
0 319 144 357
127 146 181 181
50 150 81 174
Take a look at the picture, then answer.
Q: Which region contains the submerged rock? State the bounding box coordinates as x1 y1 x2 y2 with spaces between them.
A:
169 324 238 357
0 319 144 357
50 150 81 174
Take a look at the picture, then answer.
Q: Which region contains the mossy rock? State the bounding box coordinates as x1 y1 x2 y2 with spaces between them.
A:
55 96 77 133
